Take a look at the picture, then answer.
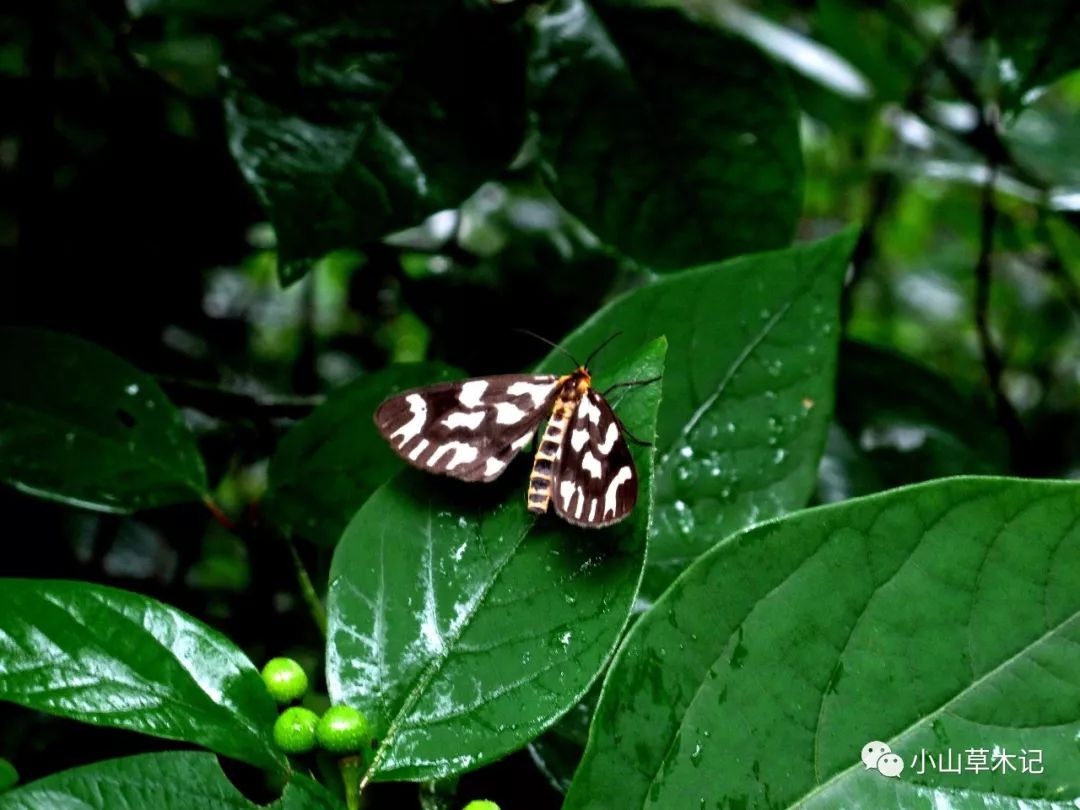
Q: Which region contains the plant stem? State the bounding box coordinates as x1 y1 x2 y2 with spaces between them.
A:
203 497 327 638
973 153 1026 470
339 755 362 810
284 533 327 638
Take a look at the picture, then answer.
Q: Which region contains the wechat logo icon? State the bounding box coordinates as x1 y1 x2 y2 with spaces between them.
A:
861 741 904 778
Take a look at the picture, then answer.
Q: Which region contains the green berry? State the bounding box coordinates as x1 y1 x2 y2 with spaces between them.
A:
273 707 319 755
315 705 371 754
0 758 18 793
462 801 500 810
261 657 309 704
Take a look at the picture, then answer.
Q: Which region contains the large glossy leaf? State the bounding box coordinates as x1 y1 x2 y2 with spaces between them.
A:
0 752 338 810
556 229 857 599
0 580 283 771
224 2 526 284
325 338 666 784
982 0 1080 109
264 363 459 546
528 0 802 270
566 477 1080 809
0 328 207 512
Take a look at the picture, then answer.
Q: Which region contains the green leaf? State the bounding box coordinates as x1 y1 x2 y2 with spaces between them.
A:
0 752 338 810
264 363 460 546
1004 75 1080 187
224 2 526 284
0 328 207 512
982 0 1080 109
0 580 283 771
528 0 803 270
837 342 1009 485
566 477 1080 809
325 338 666 783
557 229 858 599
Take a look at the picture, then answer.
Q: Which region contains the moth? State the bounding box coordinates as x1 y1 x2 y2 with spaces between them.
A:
373 336 658 528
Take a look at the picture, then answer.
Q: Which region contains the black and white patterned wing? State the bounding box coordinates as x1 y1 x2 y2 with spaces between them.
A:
551 390 637 527
374 374 560 482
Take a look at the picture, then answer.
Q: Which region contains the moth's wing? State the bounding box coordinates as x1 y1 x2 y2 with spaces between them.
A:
551 390 638 527
374 374 560 482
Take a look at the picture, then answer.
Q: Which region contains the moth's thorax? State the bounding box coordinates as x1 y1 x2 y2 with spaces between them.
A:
558 367 592 400
527 370 590 515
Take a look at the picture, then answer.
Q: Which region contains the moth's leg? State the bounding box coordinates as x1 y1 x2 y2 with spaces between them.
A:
603 376 661 446
618 418 654 447
601 375 662 397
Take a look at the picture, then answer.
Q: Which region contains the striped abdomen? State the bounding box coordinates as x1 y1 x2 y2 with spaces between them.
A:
527 388 580 515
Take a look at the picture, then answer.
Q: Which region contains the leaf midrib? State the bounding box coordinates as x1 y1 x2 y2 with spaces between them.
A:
360 512 534 788
656 288 799 466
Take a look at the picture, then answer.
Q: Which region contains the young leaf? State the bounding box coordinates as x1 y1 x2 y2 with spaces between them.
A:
325 339 666 784
0 328 207 512
0 580 283 771
0 752 338 810
566 477 1080 809
557 229 858 599
264 363 460 546
528 0 802 270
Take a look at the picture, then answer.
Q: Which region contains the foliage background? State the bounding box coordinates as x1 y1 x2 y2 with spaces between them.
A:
2 0 1080 807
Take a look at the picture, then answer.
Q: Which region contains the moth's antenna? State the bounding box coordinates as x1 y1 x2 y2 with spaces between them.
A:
583 331 622 370
514 328 581 367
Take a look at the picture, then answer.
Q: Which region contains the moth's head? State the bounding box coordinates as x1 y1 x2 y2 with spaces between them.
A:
572 366 592 393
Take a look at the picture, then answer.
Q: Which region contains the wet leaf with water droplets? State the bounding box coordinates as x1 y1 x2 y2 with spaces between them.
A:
0 752 335 810
566 477 1080 809
264 362 460 546
0 580 284 771
0 328 207 512
557 230 858 599
326 339 665 783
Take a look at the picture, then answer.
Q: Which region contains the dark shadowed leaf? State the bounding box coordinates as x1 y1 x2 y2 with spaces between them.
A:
264 363 459 546
982 0 1080 109
528 0 802 270
0 328 207 513
224 2 526 284
814 424 885 504
566 477 1080 809
556 229 858 599
836 342 1009 486
325 339 665 784
0 752 338 810
0 580 283 771
126 0 266 17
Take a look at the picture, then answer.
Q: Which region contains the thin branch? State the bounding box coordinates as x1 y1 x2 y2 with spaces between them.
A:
159 376 321 420
843 5 961 323
972 151 1026 470
283 532 328 638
